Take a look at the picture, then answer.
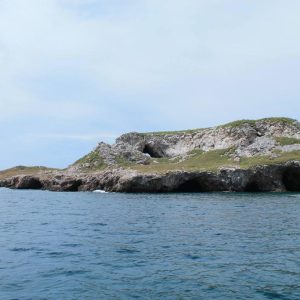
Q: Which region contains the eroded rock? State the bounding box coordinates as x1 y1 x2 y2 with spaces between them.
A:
1 162 299 193
1 118 299 193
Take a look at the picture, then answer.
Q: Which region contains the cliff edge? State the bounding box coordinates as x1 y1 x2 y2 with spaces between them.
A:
1 117 300 192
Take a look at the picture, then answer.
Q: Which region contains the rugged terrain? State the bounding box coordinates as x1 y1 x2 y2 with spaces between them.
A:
1 117 300 192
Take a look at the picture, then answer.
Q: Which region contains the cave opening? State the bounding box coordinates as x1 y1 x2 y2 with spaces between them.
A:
175 179 205 192
244 181 262 192
61 180 83 192
18 178 43 190
142 144 162 158
282 167 300 191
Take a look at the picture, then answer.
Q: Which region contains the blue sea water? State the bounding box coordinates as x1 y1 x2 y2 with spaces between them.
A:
0 189 300 300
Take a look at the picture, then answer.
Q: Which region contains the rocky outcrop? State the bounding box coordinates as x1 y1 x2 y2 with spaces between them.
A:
71 118 300 171
1 161 300 193
1 118 299 193
15 176 43 189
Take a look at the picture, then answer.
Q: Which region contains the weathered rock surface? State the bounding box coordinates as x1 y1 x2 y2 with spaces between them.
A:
0 118 299 193
1 161 300 193
70 118 300 171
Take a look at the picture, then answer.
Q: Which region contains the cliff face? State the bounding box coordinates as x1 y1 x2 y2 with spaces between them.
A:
117 118 300 158
1 161 300 192
71 117 300 172
1 118 300 192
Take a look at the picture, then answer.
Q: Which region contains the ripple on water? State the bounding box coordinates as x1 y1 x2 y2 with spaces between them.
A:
40 268 90 278
116 247 141 254
61 243 82 248
88 222 108 226
257 289 292 300
0 190 300 299
184 254 201 260
10 247 36 252
47 251 76 258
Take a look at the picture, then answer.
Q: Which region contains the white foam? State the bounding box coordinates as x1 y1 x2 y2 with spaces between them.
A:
93 189 108 193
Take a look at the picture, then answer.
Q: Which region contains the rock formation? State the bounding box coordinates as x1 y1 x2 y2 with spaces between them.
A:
1 118 300 192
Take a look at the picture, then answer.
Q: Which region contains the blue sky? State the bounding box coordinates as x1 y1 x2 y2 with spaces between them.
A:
0 0 299 169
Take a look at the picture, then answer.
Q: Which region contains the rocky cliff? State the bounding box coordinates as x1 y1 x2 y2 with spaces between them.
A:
1 118 300 192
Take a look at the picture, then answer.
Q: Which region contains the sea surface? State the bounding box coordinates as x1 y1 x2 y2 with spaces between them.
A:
0 189 300 300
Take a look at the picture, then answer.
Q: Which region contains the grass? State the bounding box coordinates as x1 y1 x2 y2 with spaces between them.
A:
2 117 299 178
134 117 300 174
219 119 256 128
240 151 300 168
275 137 300 146
141 117 299 136
141 128 203 136
2 149 300 179
73 150 106 170
122 148 300 174
261 117 298 124
129 149 238 173
115 155 133 167
0 166 57 180
219 117 298 129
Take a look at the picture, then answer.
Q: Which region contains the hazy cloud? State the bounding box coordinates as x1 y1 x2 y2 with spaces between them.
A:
0 0 299 168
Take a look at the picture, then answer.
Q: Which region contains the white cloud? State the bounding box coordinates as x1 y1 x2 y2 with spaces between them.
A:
0 0 299 91
0 0 299 168
0 0 299 97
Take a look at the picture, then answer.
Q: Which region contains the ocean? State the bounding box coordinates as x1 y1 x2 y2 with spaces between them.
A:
0 188 299 299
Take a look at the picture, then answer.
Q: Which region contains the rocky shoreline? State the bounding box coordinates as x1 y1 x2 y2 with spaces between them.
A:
1 161 299 193
1 118 299 193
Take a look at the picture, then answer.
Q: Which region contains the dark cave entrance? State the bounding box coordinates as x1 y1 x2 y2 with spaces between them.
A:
61 180 83 192
244 181 262 192
142 144 163 158
282 167 300 191
19 178 43 190
175 179 206 192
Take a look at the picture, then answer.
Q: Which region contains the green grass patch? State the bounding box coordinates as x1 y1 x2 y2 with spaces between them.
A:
261 117 298 124
188 148 205 155
124 148 300 174
115 155 133 167
0 166 58 180
219 120 256 128
141 128 203 136
240 151 300 168
219 117 298 129
73 150 106 170
275 137 300 146
142 117 299 136
129 149 237 173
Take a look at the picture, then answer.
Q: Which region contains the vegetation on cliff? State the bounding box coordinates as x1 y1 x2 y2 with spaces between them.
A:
0 166 57 180
142 117 299 135
72 150 106 171
1 117 299 178
70 117 300 174
0 117 299 193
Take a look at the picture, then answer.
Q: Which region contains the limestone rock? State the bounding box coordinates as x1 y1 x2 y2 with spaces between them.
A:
1 118 299 193
71 118 300 171
1 161 300 192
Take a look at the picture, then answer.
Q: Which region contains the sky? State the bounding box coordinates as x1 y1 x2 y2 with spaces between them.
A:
0 0 300 169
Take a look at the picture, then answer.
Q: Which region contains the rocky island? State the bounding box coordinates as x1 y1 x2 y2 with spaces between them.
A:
1 117 300 192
